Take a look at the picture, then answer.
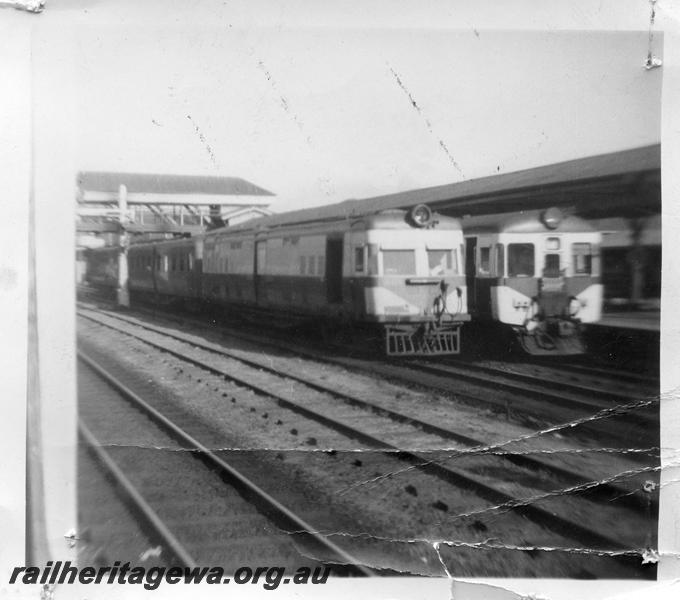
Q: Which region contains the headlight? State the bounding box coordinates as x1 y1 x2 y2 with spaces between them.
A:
409 204 433 228
541 207 563 230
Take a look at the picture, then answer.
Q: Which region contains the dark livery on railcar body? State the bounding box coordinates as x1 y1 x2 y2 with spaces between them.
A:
86 205 470 356
462 208 602 354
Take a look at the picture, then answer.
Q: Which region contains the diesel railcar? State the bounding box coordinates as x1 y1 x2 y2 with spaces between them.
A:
462 208 602 354
202 205 469 355
85 205 470 356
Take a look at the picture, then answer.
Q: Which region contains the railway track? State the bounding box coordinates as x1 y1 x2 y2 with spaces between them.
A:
440 358 657 404
77 299 659 450
78 352 372 574
407 359 657 431
78 306 658 577
551 359 659 387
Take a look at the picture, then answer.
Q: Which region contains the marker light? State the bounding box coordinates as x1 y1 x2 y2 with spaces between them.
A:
541 207 564 230
409 204 433 228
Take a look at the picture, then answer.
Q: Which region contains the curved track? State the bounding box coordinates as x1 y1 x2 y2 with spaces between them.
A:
79 352 372 574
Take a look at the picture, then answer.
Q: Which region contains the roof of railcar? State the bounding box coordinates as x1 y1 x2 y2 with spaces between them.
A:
206 208 462 237
128 237 197 251
462 210 597 234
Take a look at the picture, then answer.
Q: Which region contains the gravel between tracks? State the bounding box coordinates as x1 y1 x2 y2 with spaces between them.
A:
78 314 651 578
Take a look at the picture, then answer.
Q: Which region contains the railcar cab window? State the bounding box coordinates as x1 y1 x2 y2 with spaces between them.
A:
427 249 456 276
572 243 592 275
382 249 416 275
508 243 535 277
495 244 505 277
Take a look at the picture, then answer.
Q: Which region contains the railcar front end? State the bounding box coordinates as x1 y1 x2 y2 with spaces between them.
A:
353 206 470 355
464 208 602 355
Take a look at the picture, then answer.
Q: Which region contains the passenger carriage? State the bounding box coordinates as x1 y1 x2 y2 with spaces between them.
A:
462 208 602 354
128 237 202 303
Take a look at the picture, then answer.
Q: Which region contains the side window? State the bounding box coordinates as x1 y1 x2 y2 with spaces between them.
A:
354 246 364 273
508 243 535 277
495 244 505 277
317 255 325 276
300 256 306 275
479 247 491 275
307 256 315 275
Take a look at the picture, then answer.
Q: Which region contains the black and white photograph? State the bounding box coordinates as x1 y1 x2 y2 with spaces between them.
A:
2 2 679 599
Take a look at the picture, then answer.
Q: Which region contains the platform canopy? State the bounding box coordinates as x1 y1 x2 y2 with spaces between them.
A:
234 144 660 233
76 171 275 235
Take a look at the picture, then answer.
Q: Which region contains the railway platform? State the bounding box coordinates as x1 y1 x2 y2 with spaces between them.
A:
593 309 660 333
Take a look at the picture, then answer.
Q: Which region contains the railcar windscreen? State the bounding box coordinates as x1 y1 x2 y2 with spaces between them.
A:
427 249 456 276
382 249 415 275
508 243 535 277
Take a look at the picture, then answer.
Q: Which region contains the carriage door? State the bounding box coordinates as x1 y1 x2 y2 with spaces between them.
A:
465 237 477 312
254 240 266 304
541 237 565 315
325 237 344 303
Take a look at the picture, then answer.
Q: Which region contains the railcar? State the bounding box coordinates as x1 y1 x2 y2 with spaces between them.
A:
84 204 470 356
202 205 470 355
462 208 602 354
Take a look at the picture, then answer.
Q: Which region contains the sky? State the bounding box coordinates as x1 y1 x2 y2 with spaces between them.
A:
73 14 663 213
